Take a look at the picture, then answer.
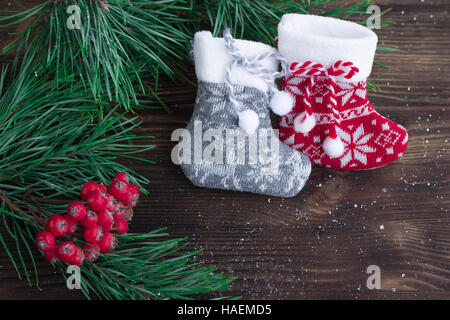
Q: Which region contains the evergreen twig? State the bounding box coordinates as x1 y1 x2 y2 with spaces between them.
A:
0 0 396 108
0 0 191 109
0 46 234 299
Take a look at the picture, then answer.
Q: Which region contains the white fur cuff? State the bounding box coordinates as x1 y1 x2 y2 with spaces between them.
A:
193 31 278 92
278 14 378 82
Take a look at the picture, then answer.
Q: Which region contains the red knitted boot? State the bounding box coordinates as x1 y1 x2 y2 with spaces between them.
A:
277 14 408 170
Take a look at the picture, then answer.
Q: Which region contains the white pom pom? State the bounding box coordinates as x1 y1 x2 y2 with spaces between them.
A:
238 109 259 135
323 135 345 158
269 90 294 116
294 111 316 134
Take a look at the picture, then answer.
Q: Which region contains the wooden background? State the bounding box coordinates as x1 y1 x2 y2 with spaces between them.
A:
0 0 449 299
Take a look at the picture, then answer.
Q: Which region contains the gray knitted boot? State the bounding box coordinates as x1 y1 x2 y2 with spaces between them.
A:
173 31 311 197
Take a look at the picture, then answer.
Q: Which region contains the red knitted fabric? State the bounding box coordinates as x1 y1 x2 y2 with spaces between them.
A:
279 75 408 170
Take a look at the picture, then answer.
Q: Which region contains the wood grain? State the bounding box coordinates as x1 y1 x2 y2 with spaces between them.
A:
0 0 449 299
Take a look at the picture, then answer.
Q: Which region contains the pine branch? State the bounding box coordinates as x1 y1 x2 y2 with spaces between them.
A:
77 229 234 300
187 0 309 45
0 0 191 109
0 47 234 299
0 0 396 108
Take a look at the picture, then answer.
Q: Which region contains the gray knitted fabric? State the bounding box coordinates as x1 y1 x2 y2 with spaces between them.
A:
178 81 311 197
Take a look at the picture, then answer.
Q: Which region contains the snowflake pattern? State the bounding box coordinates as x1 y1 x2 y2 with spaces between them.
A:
279 73 408 170
284 76 329 98
303 145 324 165
335 81 367 106
337 124 376 168
284 76 307 96
374 130 401 149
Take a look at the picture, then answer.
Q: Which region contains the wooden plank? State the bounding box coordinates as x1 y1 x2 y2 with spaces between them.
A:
0 0 449 299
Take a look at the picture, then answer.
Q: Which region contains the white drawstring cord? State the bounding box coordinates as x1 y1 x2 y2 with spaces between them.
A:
222 28 294 134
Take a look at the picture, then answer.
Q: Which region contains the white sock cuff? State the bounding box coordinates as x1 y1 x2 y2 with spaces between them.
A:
193 31 278 92
278 14 378 82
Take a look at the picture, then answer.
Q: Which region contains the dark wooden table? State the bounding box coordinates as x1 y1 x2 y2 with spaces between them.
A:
0 0 449 299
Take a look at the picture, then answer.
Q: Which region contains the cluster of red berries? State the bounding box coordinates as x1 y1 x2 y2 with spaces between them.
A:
34 173 140 266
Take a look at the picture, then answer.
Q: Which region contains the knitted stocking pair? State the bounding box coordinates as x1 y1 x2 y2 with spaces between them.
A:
176 14 408 197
